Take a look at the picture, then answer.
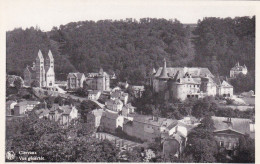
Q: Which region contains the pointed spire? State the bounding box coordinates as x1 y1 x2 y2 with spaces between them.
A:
48 50 54 60
159 58 169 79
99 67 104 74
37 50 44 59
152 68 156 74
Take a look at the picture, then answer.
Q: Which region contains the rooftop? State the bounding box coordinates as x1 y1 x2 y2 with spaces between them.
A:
212 116 253 138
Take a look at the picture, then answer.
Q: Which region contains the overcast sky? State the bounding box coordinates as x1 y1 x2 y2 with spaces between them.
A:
2 0 256 32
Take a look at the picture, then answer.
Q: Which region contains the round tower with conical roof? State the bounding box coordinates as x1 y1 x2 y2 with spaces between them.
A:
157 58 169 92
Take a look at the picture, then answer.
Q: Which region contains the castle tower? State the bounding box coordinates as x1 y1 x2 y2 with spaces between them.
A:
45 50 55 87
35 50 46 87
157 58 169 92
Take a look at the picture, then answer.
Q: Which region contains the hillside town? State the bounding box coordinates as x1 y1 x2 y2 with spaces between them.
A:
6 48 255 162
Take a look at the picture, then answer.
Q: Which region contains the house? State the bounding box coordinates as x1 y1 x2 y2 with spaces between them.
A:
216 80 233 97
59 105 78 126
230 62 247 78
24 50 55 88
105 99 123 112
49 104 78 127
6 100 17 115
118 81 129 89
111 91 129 104
131 85 145 98
122 103 136 116
87 109 104 128
85 68 110 91
123 114 178 142
13 101 40 116
212 116 254 155
35 108 50 119
88 90 101 100
100 111 123 133
67 72 85 90
7 75 24 87
241 90 254 97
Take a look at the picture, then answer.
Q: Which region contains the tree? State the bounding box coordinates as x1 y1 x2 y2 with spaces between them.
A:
183 117 218 162
232 135 255 163
13 78 22 90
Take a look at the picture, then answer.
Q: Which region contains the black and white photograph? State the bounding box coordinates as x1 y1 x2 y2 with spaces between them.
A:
2 0 257 163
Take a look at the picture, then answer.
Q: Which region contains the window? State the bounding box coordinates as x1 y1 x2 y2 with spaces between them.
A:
220 141 224 147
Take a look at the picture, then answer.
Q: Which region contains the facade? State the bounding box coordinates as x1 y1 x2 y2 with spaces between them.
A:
122 103 136 116
67 73 85 90
131 85 145 98
49 104 78 127
6 100 17 115
100 111 119 133
212 116 254 154
216 80 234 97
24 50 55 88
13 101 40 116
152 59 233 101
105 99 124 112
123 115 178 142
87 109 104 128
88 90 101 100
111 91 129 105
85 68 110 92
230 62 247 78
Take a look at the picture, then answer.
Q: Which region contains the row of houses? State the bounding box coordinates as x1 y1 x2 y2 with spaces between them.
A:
89 109 255 156
67 68 113 91
35 104 78 127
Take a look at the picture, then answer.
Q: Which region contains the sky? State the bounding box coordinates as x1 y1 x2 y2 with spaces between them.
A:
1 0 256 32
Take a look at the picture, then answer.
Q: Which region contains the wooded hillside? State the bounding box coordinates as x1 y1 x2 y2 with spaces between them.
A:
6 17 255 85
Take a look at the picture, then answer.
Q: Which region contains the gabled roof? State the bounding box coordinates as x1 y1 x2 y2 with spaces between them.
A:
212 116 252 136
220 80 233 88
106 99 123 105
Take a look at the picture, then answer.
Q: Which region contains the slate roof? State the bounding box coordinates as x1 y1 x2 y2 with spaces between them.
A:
106 99 123 105
212 116 252 137
155 67 214 79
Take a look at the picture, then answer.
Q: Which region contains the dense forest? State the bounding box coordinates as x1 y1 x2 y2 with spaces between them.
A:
6 17 255 85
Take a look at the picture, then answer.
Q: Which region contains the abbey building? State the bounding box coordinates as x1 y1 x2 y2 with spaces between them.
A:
24 50 55 88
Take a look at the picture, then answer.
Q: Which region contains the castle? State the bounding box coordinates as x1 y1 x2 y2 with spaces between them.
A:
151 59 233 101
230 62 247 78
24 50 55 88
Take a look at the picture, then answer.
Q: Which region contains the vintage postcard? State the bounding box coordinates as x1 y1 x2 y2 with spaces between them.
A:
1 0 258 163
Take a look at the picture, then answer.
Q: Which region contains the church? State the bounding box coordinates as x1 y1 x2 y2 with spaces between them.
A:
24 50 55 88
